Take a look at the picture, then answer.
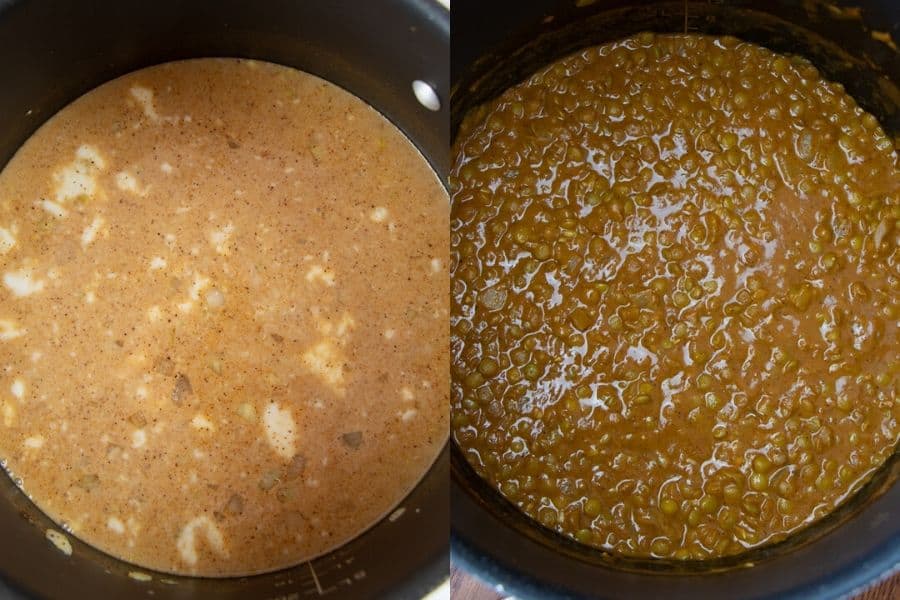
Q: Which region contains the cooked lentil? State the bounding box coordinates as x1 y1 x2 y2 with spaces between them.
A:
450 34 899 559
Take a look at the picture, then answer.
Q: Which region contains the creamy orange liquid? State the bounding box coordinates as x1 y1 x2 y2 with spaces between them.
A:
0 59 448 576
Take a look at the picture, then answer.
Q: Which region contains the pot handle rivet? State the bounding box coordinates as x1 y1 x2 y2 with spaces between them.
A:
412 80 441 111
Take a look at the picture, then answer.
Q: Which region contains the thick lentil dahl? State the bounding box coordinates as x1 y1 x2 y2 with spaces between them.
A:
0 59 448 575
450 34 899 559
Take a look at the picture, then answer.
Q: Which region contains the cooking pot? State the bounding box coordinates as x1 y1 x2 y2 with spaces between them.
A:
450 1 899 598
0 0 449 598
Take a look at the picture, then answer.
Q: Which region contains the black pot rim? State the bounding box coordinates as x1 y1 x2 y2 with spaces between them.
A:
448 2 900 597
0 0 450 597
451 500 900 600
452 440 900 599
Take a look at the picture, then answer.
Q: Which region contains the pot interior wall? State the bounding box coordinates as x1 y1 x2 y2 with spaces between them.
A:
0 1 448 599
452 0 899 136
450 1 899 598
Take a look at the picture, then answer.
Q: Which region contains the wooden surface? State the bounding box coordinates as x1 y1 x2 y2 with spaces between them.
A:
450 564 900 599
